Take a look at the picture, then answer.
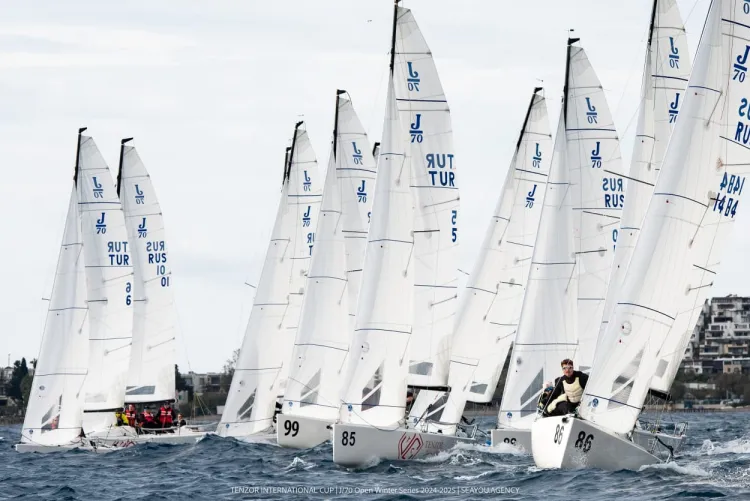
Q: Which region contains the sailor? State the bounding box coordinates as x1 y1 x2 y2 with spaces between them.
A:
142 408 156 429
158 402 174 428
124 404 138 426
544 359 588 417
115 408 125 426
176 413 187 427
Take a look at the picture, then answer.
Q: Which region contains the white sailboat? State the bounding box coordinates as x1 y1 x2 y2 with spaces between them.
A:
92 138 206 446
333 1 470 466
492 36 625 451
16 169 92 453
219 122 322 440
439 88 552 436
532 0 750 471
77 130 135 438
278 91 376 448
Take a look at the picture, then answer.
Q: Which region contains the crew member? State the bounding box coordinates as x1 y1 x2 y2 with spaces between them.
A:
544 359 588 416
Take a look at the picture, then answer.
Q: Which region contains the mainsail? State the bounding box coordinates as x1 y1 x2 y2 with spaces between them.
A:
580 0 750 434
77 130 134 434
439 88 552 431
117 139 177 404
219 123 322 437
565 39 625 369
21 187 89 446
283 92 376 421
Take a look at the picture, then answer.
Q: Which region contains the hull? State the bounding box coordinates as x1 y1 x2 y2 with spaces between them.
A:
277 413 332 449
15 440 120 454
332 422 476 467
631 428 685 457
90 426 207 447
490 427 531 452
531 414 661 471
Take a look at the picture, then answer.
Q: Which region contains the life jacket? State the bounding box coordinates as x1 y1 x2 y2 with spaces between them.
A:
125 410 136 424
562 376 584 403
143 412 155 423
159 406 173 426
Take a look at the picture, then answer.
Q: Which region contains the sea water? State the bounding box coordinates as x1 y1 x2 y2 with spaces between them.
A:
2 412 750 500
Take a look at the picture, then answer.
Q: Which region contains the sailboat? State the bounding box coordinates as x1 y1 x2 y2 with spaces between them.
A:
532 0 750 471
333 1 469 466
16 135 93 453
76 130 135 438
219 122 322 440
92 138 207 446
598 0 692 454
491 36 625 451
277 91 376 448
438 88 552 437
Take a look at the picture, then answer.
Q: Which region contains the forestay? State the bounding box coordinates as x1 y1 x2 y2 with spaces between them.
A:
283 93 376 422
566 40 626 369
21 188 89 446
118 142 177 404
389 6 460 423
219 124 322 437
580 0 750 434
497 109 577 430
439 89 552 431
77 133 134 434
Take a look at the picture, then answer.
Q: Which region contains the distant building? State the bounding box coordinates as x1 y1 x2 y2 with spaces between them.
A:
684 295 750 374
186 371 222 394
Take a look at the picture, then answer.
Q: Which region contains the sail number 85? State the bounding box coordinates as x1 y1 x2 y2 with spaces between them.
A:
341 431 356 446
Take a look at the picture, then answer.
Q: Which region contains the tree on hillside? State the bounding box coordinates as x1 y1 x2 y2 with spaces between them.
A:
220 349 240 393
6 358 29 401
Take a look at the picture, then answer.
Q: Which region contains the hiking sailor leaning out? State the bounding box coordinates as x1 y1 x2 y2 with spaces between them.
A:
543 358 588 417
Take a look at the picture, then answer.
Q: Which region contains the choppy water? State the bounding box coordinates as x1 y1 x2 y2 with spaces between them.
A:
2 412 750 500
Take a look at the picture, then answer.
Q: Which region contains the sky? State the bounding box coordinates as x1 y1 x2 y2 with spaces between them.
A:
2 0 734 373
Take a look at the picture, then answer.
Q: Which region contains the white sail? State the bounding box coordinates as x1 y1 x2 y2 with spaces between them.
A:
77 133 134 434
283 93 376 422
439 89 552 430
118 142 177 404
339 76 414 429
580 0 750 434
219 124 322 437
497 109 577 430
21 188 89 446
387 7 460 423
566 40 625 369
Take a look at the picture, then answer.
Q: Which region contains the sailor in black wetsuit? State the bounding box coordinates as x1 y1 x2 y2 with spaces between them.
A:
544 358 588 416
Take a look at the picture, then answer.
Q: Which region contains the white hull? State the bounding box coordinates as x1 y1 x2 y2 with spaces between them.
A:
90 426 207 447
332 422 476 467
15 440 120 454
490 427 531 452
632 427 686 457
277 413 332 449
531 414 660 471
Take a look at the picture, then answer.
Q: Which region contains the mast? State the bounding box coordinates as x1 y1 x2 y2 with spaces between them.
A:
333 89 346 160
73 127 87 185
563 36 579 125
647 0 658 46
116 137 134 197
285 121 304 182
516 87 543 149
389 0 400 74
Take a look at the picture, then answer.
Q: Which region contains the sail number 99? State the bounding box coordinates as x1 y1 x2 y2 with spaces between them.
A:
283 420 299 437
341 431 356 446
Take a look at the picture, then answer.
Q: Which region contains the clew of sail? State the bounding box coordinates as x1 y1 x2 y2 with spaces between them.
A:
496 108 577 431
566 40 626 370
439 89 552 432
580 0 750 434
118 142 177 404
77 133 134 434
219 123 322 437
21 187 89 446
283 92 376 422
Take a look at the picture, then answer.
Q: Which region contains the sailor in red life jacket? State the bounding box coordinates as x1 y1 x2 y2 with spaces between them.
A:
142 409 156 429
124 404 138 427
159 402 174 428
